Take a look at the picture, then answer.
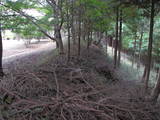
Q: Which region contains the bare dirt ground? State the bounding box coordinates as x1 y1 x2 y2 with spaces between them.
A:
3 41 55 62
3 41 55 75
2 33 67 74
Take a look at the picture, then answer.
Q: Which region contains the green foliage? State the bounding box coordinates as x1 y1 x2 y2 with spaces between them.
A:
76 0 113 32
1 0 53 39
1 0 160 63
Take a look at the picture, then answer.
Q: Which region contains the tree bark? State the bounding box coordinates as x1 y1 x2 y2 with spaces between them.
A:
114 7 119 69
54 26 64 54
50 0 64 54
87 29 90 50
56 41 59 49
142 66 147 83
95 32 103 45
78 6 81 56
71 0 76 45
156 68 159 80
82 21 86 42
144 0 155 91
0 23 4 77
137 30 143 70
132 32 137 68
118 9 122 67
111 37 114 56
90 31 93 44
151 70 160 103
105 33 108 54
67 0 71 61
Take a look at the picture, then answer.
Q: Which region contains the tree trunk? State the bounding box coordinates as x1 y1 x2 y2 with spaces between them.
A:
90 31 93 44
141 66 147 83
111 37 114 56
151 70 160 103
156 68 159 80
67 0 71 61
87 29 90 50
82 21 86 42
118 9 122 67
114 7 119 69
54 27 64 54
71 0 76 45
105 33 108 54
144 0 155 91
0 23 4 77
56 41 59 49
78 10 81 56
50 0 64 54
96 32 103 45
132 32 137 68
137 30 143 70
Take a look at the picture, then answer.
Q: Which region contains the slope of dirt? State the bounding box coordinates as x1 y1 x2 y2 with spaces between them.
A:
0 46 160 120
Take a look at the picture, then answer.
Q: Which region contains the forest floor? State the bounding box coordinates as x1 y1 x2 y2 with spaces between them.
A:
105 45 157 85
3 40 54 64
0 45 160 120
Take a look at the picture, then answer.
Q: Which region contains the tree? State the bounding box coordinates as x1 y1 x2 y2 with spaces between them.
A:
66 0 71 61
0 1 8 77
150 69 160 102
1 0 66 53
114 6 119 68
77 0 82 56
143 0 155 91
0 23 4 77
118 9 123 66
46 0 64 54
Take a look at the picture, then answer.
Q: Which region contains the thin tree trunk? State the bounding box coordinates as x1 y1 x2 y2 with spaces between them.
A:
87 29 90 50
82 21 86 42
56 41 59 49
58 31 64 54
54 27 64 54
144 0 155 91
67 0 71 61
114 7 119 69
156 68 159 80
137 30 143 70
132 33 137 68
105 33 108 54
90 30 93 44
78 8 81 56
111 37 114 56
71 0 76 45
96 32 103 45
51 0 64 54
87 28 90 56
0 23 4 77
151 70 160 103
118 9 122 67
142 67 147 83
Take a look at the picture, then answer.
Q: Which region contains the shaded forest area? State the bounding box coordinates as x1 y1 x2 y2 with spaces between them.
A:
0 0 160 120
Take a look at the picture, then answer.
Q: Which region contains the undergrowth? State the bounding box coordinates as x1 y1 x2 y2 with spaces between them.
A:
0 46 160 120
